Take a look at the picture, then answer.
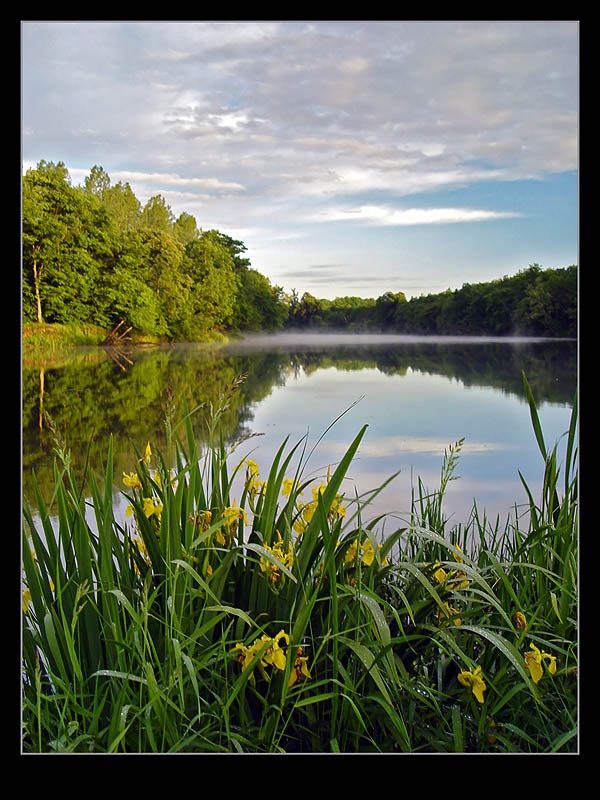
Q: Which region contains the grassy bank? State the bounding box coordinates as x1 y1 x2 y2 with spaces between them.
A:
22 322 231 363
23 322 109 355
21 374 578 753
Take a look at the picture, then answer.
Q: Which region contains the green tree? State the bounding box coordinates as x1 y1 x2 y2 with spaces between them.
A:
105 229 188 337
101 181 141 234
232 268 288 331
173 212 199 246
83 165 111 200
138 194 175 233
181 232 241 335
22 160 114 326
375 291 407 329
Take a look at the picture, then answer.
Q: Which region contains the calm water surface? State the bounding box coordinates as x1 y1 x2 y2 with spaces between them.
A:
22 333 577 532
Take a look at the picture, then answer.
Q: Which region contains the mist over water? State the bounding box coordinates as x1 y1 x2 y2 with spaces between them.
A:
221 331 568 352
23 333 577 535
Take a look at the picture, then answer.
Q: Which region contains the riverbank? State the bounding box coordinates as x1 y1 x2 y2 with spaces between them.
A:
21 373 578 753
22 322 230 361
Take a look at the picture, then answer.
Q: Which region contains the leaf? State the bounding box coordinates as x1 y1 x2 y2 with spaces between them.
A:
522 371 547 461
457 624 542 703
338 634 392 705
244 542 297 583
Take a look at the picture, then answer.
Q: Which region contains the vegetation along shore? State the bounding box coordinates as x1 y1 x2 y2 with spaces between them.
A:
22 160 578 752
23 160 576 350
22 372 577 752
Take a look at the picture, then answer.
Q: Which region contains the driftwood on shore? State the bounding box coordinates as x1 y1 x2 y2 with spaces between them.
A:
101 319 133 347
101 320 134 371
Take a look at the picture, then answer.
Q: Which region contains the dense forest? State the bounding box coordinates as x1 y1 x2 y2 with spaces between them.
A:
22 160 577 339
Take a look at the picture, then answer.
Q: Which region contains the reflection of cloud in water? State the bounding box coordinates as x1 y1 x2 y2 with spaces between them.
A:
328 435 516 458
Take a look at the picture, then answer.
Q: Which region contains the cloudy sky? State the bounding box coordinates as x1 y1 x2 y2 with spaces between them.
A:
21 20 578 300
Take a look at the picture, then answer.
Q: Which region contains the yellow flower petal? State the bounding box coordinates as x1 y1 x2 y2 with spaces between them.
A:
458 665 486 703
123 471 142 489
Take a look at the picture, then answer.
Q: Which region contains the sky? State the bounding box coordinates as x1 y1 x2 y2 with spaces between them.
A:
21 20 579 300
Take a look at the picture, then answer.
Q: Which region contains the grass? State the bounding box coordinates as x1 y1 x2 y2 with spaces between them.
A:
22 322 108 355
22 322 231 362
21 372 578 753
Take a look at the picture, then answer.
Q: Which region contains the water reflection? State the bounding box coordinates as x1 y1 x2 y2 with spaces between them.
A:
22 334 576 525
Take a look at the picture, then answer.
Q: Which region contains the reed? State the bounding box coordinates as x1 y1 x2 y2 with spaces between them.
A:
21 373 577 752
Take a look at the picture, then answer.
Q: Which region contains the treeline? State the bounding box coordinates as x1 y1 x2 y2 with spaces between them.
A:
22 160 577 340
22 161 288 339
287 265 577 337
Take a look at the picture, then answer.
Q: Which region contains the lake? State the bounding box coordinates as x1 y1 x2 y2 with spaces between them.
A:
22 333 577 535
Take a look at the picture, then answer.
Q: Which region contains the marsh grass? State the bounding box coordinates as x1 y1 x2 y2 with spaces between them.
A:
21 372 577 753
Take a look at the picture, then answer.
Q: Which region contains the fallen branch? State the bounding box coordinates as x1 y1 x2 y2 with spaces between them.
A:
102 320 133 346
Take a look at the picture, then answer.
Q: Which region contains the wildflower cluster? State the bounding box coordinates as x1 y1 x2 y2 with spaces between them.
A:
243 458 266 503
123 442 167 526
231 629 311 688
458 665 487 704
215 500 248 546
291 471 347 536
513 613 559 686
259 530 294 586
428 544 470 627
345 537 387 568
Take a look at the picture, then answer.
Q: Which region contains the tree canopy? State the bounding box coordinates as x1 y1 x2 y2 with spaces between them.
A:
22 160 577 340
22 161 288 339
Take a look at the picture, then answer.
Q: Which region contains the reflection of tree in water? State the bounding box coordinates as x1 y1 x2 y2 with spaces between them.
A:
22 344 293 505
23 337 576 506
276 339 576 406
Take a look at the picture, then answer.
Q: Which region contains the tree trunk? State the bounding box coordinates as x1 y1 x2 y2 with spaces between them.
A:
32 257 43 324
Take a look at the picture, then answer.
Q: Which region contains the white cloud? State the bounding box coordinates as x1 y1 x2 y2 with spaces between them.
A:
326 435 514 459
309 204 521 226
21 21 577 298
112 170 245 192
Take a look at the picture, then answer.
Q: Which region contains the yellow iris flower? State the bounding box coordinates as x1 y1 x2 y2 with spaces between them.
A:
259 531 294 583
436 600 462 627
243 459 265 497
345 538 387 567
232 629 291 680
216 500 248 545
261 629 290 671
524 642 557 684
222 500 248 528
288 646 311 688
458 665 487 703
123 471 142 489
282 478 302 498
142 497 163 518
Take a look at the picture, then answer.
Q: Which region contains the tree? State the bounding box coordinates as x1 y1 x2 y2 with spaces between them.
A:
138 194 175 233
105 228 188 337
83 165 111 200
232 268 288 331
181 232 241 335
22 160 115 325
101 181 141 234
375 291 406 329
173 212 199 246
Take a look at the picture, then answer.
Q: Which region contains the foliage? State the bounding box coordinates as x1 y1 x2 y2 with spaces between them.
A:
22 161 289 341
285 265 577 338
22 373 577 753
22 160 576 340
22 161 115 327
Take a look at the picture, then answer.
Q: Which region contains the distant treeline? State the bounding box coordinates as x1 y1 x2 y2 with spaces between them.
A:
23 160 577 340
288 264 577 337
